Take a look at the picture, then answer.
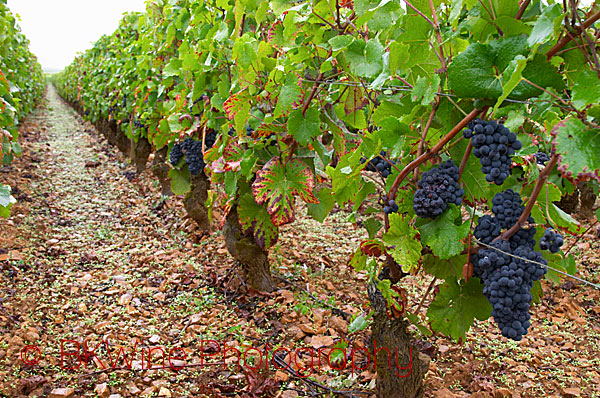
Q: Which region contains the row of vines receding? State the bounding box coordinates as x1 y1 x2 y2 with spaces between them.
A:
54 0 599 396
0 0 45 218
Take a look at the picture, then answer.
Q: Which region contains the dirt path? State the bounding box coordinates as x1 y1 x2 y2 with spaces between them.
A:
0 86 267 397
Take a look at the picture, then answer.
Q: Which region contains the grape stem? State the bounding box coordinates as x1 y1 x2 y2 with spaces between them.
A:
497 154 559 241
388 107 486 201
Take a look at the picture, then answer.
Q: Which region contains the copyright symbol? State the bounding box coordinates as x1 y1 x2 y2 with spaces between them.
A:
21 345 42 365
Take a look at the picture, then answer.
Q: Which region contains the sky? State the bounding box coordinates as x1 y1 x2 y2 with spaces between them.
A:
6 0 148 72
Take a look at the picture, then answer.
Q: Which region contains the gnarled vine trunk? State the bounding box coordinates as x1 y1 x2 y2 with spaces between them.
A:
556 189 579 214
184 173 211 232
578 181 597 218
114 127 131 155
151 146 173 196
367 282 429 398
223 205 275 292
130 136 152 173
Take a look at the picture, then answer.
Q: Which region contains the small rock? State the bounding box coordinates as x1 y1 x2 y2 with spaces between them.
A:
94 383 110 398
49 388 75 398
153 292 166 301
149 335 160 344
158 387 171 397
438 344 450 354
281 391 299 398
119 293 132 305
561 387 581 397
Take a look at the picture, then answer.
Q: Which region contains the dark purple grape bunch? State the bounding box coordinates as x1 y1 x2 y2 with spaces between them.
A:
382 194 399 215
491 189 533 229
361 151 395 178
463 119 522 185
534 152 550 165
413 160 464 219
169 133 217 175
539 228 563 253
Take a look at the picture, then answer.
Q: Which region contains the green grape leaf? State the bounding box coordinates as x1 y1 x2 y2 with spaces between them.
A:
552 118 600 183
363 217 383 239
345 39 384 78
427 277 491 341
418 206 470 259
423 254 467 281
274 73 302 117
307 187 335 222
348 246 368 272
448 36 563 100
406 311 433 337
168 168 191 195
527 3 563 47
252 158 318 226
572 70 600 111
383 213 422 272
0 184 16 209
238 192 279 250
348 314 369 334
287 107 321 146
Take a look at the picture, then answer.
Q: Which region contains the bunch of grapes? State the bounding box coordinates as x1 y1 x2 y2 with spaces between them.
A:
539 228 563 253
534 152 550 165
382 195 399 215
413 160 464 218
361 151 395 178
169 142 184 166
474 232 547 341
463 119 522 185
168 133 217 175
491 189 530 229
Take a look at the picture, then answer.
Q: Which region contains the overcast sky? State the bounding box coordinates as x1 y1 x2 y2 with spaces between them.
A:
6 0 148 72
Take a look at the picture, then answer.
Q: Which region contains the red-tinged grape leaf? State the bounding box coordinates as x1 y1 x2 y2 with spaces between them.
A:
344 84 368 115
551 118 600 184
207 142 243 174
0 71 9 96
237 193 279 250
427 277 491 342
382 213 422 272
252 158 318 226
360 239 385 257
273 73 303 117
254 122 286 138
223 89 251 133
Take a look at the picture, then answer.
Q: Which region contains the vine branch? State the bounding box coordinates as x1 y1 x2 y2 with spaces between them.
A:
389 107 486 199
546 10 600 60
515 0 531 20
